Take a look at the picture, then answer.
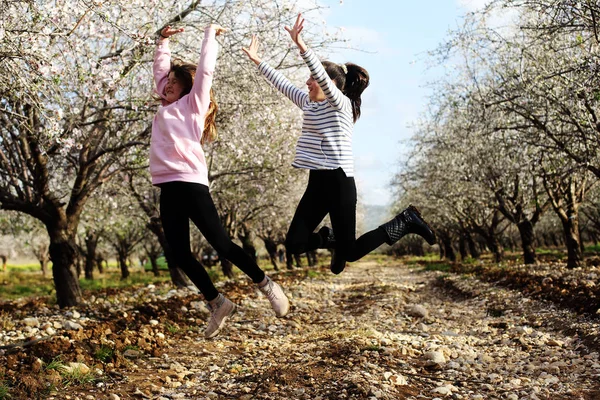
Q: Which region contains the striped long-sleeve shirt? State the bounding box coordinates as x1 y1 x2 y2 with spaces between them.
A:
258 48 355 177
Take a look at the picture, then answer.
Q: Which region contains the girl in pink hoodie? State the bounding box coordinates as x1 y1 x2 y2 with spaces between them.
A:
150 24 289 339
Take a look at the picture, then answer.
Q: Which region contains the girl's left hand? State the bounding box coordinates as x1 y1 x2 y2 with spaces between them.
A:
209 24 227 36
160 26 184 38
284 13 304 45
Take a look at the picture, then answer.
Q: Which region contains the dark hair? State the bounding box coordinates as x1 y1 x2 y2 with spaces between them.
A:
322 61 370 122
168 60 218 144
169 60 196 97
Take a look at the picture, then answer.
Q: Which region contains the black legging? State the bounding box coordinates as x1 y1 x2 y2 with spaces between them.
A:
159 181 265 301
285 168 387 262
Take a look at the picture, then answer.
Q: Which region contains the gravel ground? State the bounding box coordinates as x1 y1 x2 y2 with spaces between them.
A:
1 256 599 399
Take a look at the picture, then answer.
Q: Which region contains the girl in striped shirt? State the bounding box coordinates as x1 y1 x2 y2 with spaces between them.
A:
243 14 436 273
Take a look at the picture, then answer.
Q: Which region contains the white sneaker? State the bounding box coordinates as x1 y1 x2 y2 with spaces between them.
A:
259 277 289 317
204 295 236 339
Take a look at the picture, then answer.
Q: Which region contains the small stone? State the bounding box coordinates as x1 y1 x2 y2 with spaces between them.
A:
407 305 428 318
63 321 83 330
432 386 451 395
108 394 120 400
60 362 90 374
123 349 142 359
23 318 40 327
424 351 446 365
389 374 407 385
149 320 159 326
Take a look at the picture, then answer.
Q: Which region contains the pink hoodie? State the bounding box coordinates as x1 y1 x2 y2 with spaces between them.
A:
149 27 217 186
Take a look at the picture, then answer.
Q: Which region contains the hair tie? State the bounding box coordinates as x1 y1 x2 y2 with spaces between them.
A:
340 64 347 74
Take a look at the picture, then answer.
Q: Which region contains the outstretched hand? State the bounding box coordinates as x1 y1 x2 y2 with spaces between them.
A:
160 25 184 38
242 35 262 65
284 13 307 52
209 24 226 36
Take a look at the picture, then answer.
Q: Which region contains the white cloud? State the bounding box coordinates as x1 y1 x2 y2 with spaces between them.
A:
457 0 519 30
457 0 490 12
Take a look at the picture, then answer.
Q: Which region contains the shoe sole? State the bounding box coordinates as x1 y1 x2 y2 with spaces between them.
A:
205 304 237 339
276 300 290 318
408 204 437 245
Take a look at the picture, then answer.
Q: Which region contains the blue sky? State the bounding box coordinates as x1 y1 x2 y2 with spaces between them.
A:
308 0 487 206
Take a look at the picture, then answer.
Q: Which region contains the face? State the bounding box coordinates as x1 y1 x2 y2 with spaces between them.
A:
306 76 326 102
164 72 186 103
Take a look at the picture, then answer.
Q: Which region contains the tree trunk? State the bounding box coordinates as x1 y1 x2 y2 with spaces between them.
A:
458 235 468 261
39 256 49 277
306 250 317 267
517 220 537 265
486 234 504 263
96 256 105 273
118 249 130 280
220 258 234 279
84 232 99 280
48 229 82 308
561 217 584 269
442 236 456 262
467 233 480 259
263 238 279 270
238 230 257 262
149 254 160 277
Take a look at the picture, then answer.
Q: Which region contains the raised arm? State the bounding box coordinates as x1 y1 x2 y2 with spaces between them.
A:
153 26 184 103
243 35 308 109
187 24 225 115
286 14 348 110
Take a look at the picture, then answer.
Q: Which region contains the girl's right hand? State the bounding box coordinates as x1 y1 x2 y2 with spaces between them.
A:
160 25 184 38
242 35 262 65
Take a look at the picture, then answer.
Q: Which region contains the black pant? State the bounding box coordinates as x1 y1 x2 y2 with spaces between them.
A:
285 168 387 262
159 181 265 301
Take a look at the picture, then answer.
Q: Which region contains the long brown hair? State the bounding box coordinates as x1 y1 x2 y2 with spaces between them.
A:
169 60 218 145
202 89 218 145
322 61 370 123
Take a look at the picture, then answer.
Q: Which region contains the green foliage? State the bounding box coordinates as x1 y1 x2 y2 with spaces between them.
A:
79 272 171 292
307 270 320 278
585 244 600 253
423 263 452 272
4 263 47 272
61 368 95 386
362 345 381 352
44 357 65 372
0 381 10 400
165 322 180 334
143 257 169 271
94 346 115 363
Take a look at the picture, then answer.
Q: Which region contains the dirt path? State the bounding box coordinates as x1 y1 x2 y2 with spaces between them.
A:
3 256 600 399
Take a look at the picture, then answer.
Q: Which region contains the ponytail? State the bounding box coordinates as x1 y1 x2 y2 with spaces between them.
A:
202 88 218 145
323 61 370 122
344 63 369 122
